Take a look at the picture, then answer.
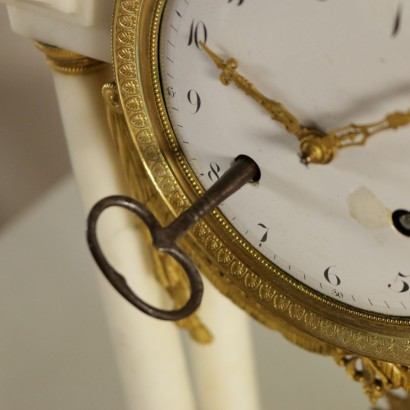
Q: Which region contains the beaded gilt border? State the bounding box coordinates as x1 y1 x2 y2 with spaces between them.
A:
112 0 410 365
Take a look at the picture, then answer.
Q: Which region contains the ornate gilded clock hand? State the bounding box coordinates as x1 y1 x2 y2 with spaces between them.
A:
201 42 410 165
200 42 312 140
300 111 410 165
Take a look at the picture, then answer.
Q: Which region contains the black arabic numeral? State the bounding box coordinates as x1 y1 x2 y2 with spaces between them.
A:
167 86 176 98
188 20 207 48
392 2 403 37
208 162 221 182
228 0 245 5
257 223 269 247
388 272 410 293
187 89 202 114
331 289 344 299
324 266 341 286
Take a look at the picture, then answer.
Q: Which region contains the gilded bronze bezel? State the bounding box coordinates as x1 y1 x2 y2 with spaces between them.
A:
112 0 410 364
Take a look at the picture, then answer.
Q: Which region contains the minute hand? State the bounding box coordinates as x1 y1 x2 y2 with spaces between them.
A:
200 42 310 140
299 112 410 164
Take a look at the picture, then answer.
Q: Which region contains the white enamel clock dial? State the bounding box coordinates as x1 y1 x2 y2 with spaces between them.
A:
159 0 410 316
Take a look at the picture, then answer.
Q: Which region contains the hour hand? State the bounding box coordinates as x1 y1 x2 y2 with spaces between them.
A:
200 42 309 140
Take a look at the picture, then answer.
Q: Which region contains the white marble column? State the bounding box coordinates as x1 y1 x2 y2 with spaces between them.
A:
51 65 197 410
188 277 262 410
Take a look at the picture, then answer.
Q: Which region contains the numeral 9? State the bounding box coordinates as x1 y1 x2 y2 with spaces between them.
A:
187 89 202 114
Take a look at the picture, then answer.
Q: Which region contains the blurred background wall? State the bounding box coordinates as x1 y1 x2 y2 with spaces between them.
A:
0 5 70 228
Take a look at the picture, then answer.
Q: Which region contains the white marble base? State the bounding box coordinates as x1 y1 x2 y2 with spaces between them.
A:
3 0 113 62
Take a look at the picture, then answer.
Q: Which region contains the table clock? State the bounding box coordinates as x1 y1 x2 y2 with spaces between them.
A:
85 0 410 402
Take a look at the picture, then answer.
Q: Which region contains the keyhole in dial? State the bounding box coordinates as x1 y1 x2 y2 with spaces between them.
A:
235 154 261 183
392 209 410 237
